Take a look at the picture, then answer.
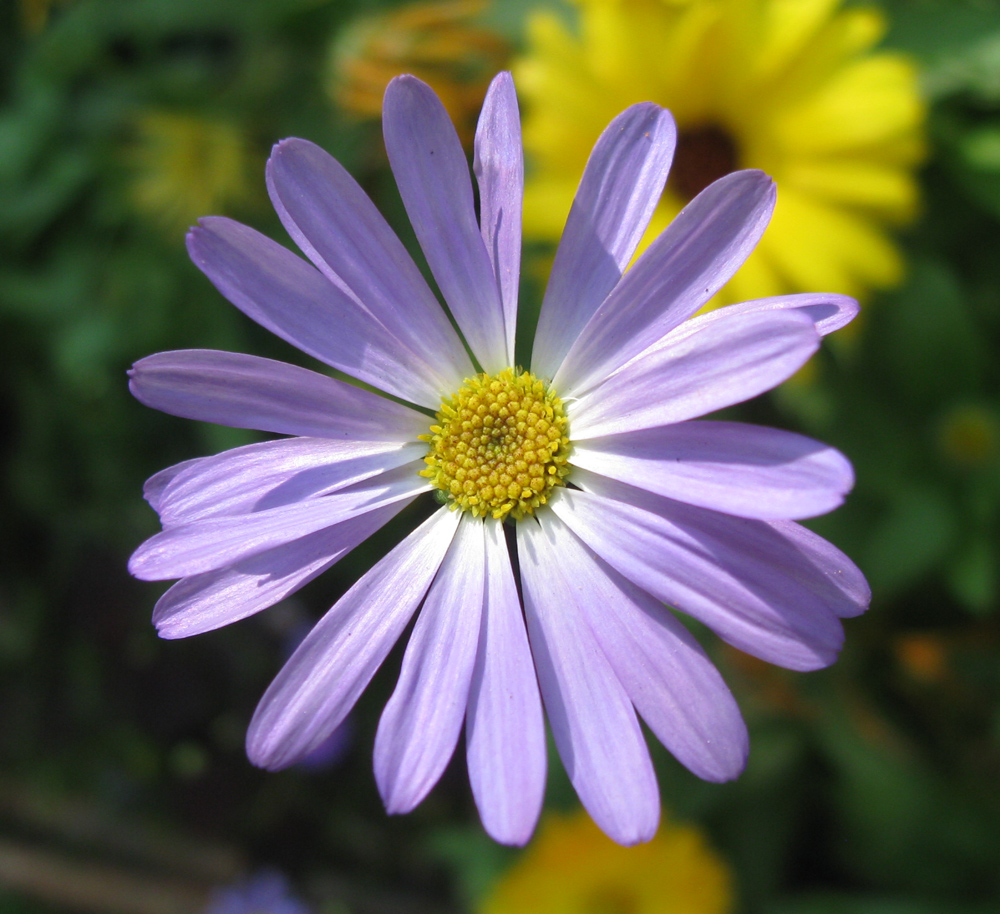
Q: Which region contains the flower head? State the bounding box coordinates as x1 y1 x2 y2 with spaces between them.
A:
480 808 733 914
205 871 310 914
129 72 870 846
515 0 925 304
128 111 257 235
328 0 509 146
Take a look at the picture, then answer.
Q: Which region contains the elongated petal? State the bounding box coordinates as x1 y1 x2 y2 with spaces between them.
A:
718 292 859 336
766 520 871 617
154 499 410 638
571 421 853 520
375 515 486 814
130 350 429 440
144 457 202 513
155 437 426 528
187 218 446 406
248 507 461 770
466 520 546 845
265 138 472 388
555 171 776 396
383 75 507 372
129 462 428 580
531 104 676 380
518 517 659 846
570 309 819 440
541 512 748 782
474 72 522 364
551 476 845 671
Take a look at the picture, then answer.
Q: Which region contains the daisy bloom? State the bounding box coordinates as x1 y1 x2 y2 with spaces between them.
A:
515 0 925 304
480 808 733 914
205 871 310 914
129 71 870 847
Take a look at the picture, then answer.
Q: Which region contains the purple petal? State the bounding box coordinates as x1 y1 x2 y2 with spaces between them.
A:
518 516 660 846
130 350 429 440
555 171 776 396
153 499 410 638
374 515 486 814
265 138 472 388
571 420 854 520
129 462 428 581
766 520 871 618
187 218 449 407
383 75 507 372
143 457 202 513
466 520 546 846
247 507 461 770
530 104 676 380
551 476 846 671
541 511 749 782
154 436 426 528
720 292 860 336
570 309 819 440
474 72 522 364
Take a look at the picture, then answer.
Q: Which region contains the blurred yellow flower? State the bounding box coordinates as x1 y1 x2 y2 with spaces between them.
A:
327 0 509 146
20 0 73 32
516 0 925 305
128 112 256 235
480 808 733 914
937 403 1000 469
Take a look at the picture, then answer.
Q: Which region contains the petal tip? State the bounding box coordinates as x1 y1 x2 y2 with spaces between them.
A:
484 824 535 847
246 729 293 773
489 69 514 90
696 734 750 784
823 293 861 334
126 549 153 581
384 72 430 104
154 622 185 641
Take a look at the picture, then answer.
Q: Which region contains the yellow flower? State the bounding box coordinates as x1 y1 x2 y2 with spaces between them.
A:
937 403 1000 469
480 808 733 914
516 0 925 305
327 0 509 146
127 112 257 236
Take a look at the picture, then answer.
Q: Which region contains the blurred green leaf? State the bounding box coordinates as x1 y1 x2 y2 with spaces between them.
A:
947 536 999 614
882 0 1000 101
882 258 984 403
863 485 957 594
816 698 1000 895
960 126 1000 169
772 895 1000 914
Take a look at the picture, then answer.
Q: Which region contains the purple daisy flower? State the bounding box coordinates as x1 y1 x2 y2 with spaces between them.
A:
129 72 870 847
205 870 310 914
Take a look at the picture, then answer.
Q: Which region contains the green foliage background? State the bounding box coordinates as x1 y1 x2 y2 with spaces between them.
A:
1 0 999 912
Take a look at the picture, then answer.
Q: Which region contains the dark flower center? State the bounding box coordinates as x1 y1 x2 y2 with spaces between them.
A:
668 123 739 201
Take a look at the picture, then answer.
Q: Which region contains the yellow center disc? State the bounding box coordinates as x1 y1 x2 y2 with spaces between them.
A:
420 368 571 520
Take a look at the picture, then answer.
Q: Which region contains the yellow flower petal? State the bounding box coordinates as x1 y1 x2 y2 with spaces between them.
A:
753 0 842 78
776 56 924 155
328 0 509 146
522 177 579 241
480 808 733 914
127 112 256 235
762 187 905 295
782 160 920 221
